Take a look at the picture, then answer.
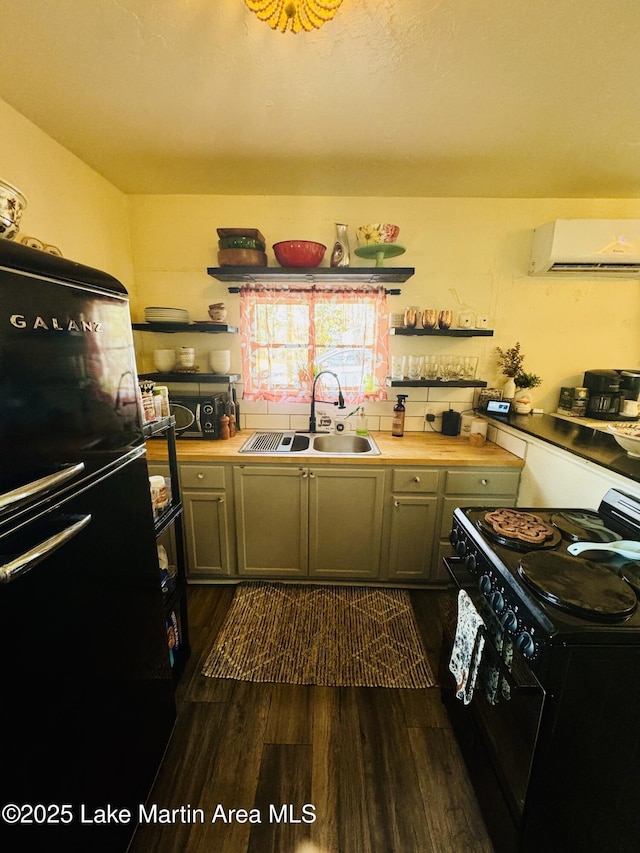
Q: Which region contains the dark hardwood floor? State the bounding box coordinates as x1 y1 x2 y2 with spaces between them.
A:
130 585 493 853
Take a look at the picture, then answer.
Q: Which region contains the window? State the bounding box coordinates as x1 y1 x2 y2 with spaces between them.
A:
240 285 389 404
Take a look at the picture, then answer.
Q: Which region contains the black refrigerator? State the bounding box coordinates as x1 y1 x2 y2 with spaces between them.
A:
0 240 176 850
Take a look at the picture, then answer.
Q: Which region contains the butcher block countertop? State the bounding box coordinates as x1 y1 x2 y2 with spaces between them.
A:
145 431 524 468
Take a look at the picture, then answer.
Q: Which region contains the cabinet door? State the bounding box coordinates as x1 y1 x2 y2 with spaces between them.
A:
308 467 386 579
387 495 439 581
182 488 234 579
233 466 308 577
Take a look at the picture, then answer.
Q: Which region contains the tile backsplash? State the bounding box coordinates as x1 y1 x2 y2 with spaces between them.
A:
166 380 478 434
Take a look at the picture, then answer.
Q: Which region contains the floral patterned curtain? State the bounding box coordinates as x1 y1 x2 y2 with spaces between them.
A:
240 284 389 404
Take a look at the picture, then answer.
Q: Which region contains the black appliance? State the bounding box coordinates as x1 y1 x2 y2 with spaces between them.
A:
583 369 625 419
443 489 640 853
0 239 175 851
170 393 226 438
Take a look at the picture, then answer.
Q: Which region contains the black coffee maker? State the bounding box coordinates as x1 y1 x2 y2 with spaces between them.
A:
583 370 625 420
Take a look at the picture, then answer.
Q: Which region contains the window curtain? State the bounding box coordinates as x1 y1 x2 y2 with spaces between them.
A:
240 285 389 404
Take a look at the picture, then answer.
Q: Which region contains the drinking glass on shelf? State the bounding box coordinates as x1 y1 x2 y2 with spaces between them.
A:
424 354 439 380
403 306 419 328
440 355 454 380
408 355 423 380
438 309 453 330
422 309 438 329
464 356 479 380
451 357 465 380
391 355 406 380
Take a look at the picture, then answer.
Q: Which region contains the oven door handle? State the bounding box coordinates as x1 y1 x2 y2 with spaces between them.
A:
0 514 92 584
0 462 85 511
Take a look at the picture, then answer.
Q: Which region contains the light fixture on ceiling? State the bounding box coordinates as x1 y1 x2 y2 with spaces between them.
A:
244 0 344 33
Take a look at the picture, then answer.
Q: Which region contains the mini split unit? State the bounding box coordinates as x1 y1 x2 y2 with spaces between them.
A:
529 219 640 277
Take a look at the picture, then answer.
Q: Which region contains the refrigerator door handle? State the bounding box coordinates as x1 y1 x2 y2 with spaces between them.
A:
0 514 92 583
0 462 85 511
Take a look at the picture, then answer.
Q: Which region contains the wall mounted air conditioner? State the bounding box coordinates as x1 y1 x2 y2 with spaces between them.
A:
529 219 640 277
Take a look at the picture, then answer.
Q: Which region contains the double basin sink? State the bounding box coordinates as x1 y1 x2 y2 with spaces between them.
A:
239 430 380 456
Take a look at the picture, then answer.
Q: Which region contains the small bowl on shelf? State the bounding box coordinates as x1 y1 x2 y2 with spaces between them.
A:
273 240 326 268
607 423 640 457
356 223 400 245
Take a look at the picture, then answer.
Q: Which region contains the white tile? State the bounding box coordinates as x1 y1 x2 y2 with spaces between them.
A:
240 399 269 414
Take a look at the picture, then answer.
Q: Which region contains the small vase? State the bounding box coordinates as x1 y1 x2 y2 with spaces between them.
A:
514 387 533 414
503 377 516 400
330 223 350 268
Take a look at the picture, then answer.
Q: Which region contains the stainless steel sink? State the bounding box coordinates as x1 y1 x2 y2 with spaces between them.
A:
311 433 378 454
238 431 380 456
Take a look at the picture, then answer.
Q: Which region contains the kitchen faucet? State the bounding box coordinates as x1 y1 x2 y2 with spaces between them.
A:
309 370 346 432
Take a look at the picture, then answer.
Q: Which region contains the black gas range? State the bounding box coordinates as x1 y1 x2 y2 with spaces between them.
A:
442 488 640 853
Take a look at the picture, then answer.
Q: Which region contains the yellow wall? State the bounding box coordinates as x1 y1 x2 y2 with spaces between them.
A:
0 98 134 298
130 194 640 420
3 91 638 425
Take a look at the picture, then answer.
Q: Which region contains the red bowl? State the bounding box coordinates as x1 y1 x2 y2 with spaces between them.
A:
273 240 326 268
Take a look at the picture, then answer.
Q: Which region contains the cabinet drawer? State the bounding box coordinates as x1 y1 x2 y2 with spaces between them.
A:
392 468 439 493
445 469 520 496
180 464 226 490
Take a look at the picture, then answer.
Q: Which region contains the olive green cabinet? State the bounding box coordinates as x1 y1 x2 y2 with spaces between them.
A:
385 468 441 582
179 463 236 579
308 467 386 579
173 458 521 586
233 465 308 577
233 464 386 580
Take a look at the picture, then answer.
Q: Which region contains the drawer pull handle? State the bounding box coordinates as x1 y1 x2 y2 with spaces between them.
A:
217 497 225 503
413 476 421 483
394 500 401 508
197 472 205 480
481 478 488 486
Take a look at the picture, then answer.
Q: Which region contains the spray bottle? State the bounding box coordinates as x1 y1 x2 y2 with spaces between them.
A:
392 395 408 437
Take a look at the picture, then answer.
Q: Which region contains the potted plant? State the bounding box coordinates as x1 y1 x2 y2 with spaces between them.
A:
495 342 524 400
512 370 542 414
495 343 542 411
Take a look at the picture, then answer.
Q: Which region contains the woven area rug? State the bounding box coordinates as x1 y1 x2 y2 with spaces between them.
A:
202 582 435 688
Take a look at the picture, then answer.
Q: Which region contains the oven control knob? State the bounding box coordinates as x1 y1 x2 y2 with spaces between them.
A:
489 590 505 613
479 574 492 595
465 552 476 572
515 631 536 658
455 539 467 558
449 529 459 546
501 609 518 634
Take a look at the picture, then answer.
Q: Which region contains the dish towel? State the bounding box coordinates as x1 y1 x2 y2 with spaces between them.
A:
449 589 486 704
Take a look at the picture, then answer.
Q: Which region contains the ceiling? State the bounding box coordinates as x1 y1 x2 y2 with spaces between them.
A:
1 0 639 198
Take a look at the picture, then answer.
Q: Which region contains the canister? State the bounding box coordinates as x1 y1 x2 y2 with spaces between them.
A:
469 418 487 446
442 409 461 436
